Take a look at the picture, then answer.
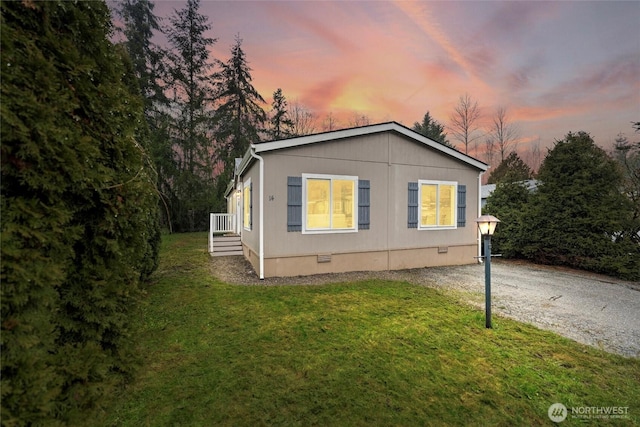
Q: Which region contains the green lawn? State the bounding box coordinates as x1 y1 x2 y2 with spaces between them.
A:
100 233 639 426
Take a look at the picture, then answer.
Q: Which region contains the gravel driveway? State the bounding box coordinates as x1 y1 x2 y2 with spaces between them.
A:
210 256 640 358
414 261 640 359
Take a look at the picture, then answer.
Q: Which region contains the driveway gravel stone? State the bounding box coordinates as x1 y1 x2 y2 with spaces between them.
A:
210 256 640 358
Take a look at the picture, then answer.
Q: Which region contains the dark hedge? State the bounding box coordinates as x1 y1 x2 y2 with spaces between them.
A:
1 1 160 424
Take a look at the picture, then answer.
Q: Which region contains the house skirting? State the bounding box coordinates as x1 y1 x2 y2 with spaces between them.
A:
243 244 476 278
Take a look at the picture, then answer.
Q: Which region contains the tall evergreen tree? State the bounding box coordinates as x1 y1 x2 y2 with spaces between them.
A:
117 0 175 230
487 151 533 184
412 111 452 147
117 0 164 109
1 1 159 423
165 0 217 230
213 34 266 205
267 88 294 140
521 132 639 279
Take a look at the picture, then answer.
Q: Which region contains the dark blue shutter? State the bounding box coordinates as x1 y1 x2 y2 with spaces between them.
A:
358 179 370 230
287 177 302 232
408 182 418 228
457 184 466 227
249 182 253 228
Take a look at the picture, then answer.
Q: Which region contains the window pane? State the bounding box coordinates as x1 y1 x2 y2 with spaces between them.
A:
243 186 250 228
307 179 330 229
332 180 354 229
421 184 437 226
439 185 455 226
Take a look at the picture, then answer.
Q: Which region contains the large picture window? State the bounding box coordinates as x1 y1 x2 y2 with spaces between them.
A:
419 180 457 229
302 174 357 233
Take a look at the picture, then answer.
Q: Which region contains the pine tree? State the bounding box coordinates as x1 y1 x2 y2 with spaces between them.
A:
213 34 266 204
267 88 294 140
522 132 638 279
165 0 218 230
487 151 533 184
412 111 452 147
1 1 159 422
117 0 164 109
117 0 176 231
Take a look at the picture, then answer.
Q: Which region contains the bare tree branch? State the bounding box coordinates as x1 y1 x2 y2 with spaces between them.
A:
449 93 482 155
491 106 519 162
290 100 316 136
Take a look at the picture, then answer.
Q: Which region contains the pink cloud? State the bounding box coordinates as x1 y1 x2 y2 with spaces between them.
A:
264 2 356 55
393 2 469 76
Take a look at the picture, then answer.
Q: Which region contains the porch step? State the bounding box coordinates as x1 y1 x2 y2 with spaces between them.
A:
210 235 243 257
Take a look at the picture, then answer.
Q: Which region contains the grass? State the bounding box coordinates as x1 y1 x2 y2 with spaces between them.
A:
100 232 639 426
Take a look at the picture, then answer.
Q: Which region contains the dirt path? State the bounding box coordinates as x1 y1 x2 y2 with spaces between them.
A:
210 256 640 358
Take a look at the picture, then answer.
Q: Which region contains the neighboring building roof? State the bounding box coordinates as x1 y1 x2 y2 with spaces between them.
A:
481 184 497 200
236 121 488 177
482 179 539 201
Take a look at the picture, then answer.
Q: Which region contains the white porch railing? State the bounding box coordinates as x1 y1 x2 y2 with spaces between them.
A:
208 213 236 252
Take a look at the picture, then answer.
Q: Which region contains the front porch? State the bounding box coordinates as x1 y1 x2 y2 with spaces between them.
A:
208 213 242 256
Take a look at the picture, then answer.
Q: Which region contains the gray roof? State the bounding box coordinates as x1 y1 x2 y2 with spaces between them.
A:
481 184 496 199
482 179 539 199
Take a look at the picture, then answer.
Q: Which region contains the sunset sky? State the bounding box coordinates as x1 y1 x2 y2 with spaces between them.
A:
145 1 639 158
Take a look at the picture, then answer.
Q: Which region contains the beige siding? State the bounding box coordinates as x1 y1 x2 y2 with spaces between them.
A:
241 131 482 277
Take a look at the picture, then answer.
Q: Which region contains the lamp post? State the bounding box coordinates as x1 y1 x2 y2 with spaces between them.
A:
476 215 500 329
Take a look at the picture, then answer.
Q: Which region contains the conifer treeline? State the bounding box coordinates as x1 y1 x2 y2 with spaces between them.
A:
1 1 160 423
118 0 272 231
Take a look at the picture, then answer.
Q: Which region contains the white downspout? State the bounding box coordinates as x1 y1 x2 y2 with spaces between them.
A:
250 146 265 279
477 172 484 263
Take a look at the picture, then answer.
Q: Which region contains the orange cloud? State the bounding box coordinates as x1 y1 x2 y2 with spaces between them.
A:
301 75 353 112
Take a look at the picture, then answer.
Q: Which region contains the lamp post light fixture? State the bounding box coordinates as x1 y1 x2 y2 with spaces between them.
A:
476 215 500 329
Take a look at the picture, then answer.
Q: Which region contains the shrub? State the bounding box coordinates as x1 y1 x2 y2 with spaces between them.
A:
483 180 531 258
521 132 639 280
1 1 160 423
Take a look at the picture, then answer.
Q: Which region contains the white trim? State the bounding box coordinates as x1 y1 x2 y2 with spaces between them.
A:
301 173 359 234
417 180 458 230
243 178 252 231
235 187 242 235
249 149 264 280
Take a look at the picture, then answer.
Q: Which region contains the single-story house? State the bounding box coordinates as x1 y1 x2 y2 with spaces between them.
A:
224 121 488 279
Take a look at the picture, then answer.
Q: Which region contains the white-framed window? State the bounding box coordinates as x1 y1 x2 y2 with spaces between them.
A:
243 179 251 230
302 173 358 234
418 180 457 229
